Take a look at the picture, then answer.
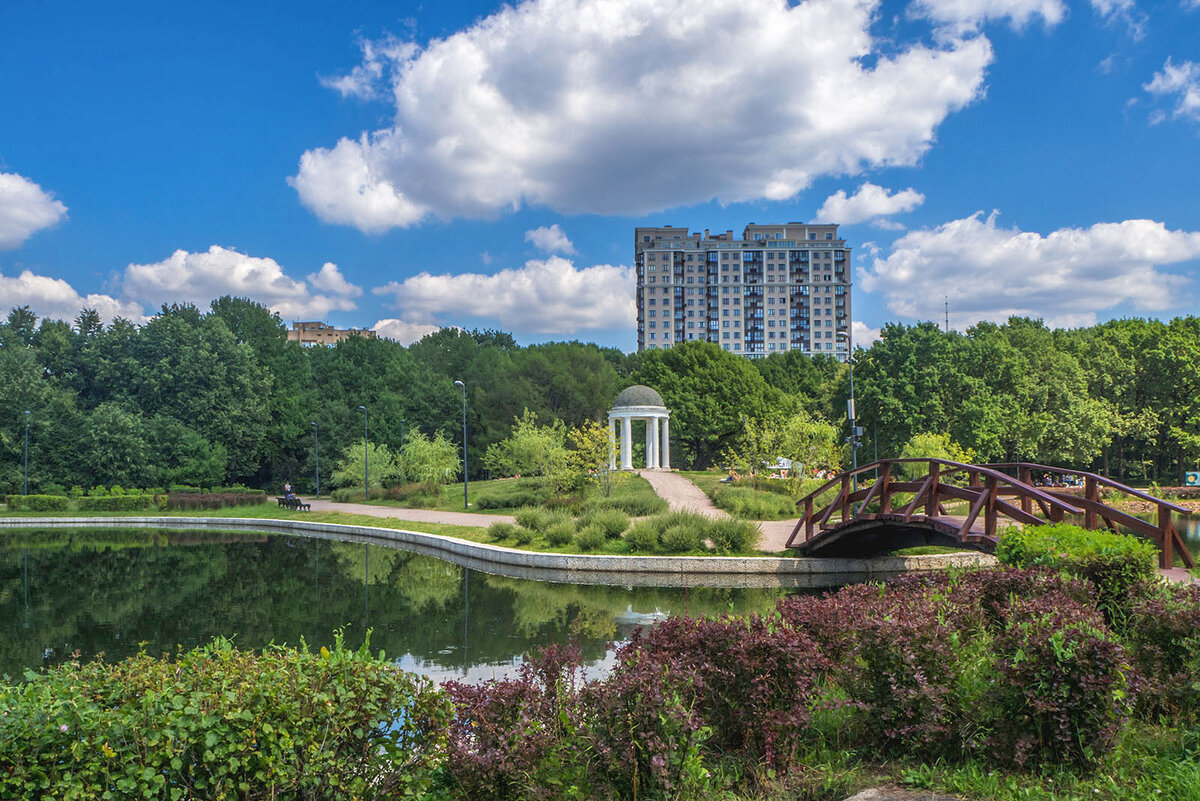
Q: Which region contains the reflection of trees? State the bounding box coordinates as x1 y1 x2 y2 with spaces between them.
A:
0 530 788 681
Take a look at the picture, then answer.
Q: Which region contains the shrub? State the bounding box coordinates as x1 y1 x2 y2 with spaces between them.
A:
1125 581 1200 720
579 507 630 539
996 524 1158 628
583 647 710 799
331 486 386 503
835 585 972 757
513 506 570 534
628 615 829 768
625 520 660 552
42 483 67 496
585 494 668 516
77 493 158 511
442 645 587 801
512 526 536 546
709 518 761 553
486 522 518 541
660 524 700 553
166 491 268 511
5 494 70 511
574 524 606 551
384 481 440 507
68 485 85 498
989 594 1134 768
544 521 575 546
475 489 549 509
711 486 795 520
0 634 452 801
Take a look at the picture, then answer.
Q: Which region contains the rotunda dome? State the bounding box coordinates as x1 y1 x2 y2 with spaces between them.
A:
611 385 665 408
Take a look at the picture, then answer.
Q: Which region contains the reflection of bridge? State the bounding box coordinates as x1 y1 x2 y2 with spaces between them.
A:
786 459 1195 569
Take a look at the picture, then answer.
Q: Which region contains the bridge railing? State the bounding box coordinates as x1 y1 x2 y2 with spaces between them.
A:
786 458 1194 569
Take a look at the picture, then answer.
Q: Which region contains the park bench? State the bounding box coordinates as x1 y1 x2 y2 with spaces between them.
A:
276 496 310 512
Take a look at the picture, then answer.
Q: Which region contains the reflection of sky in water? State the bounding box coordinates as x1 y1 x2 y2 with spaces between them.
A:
0 529 787 682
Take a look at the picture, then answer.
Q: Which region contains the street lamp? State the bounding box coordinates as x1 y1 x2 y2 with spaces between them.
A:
836 331 862 488
399 418 407 485
311 422 320 498
357 406 369 502
23 411 31 495
454 380 468 510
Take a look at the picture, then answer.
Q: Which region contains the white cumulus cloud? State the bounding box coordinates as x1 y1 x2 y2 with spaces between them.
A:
320 36 419 100
121 246 363 319
910 0 1066 35
307 262 363 297
1145 59 1200 124
0 268 147 325
373 257 634 335
0 172 68 250
373 318 446 345
859 212 1200 329
292 0 992 231
817 183 925 226
525 224 575 254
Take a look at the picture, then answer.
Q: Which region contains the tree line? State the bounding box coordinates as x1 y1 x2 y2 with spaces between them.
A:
1 298 1197 494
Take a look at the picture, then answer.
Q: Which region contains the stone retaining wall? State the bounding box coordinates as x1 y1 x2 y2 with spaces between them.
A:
0 516 997 589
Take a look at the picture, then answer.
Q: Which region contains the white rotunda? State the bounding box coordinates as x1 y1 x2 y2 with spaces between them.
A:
607 385 670 470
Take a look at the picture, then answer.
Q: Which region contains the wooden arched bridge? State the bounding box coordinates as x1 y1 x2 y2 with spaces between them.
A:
786 459 1195 569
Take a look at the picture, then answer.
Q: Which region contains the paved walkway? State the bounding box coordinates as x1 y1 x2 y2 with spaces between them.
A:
637 470 728 519
637 470 800 552
302 497 515 526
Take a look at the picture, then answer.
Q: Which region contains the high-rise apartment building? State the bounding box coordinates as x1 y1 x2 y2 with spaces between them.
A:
635 223 851 360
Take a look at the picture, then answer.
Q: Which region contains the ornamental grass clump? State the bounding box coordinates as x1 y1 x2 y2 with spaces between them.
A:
544 520 575 546
573 523 606 551
0 633 451 801
487 521 518 542
708 518 761 553
578 507 630 539
624 520 661 552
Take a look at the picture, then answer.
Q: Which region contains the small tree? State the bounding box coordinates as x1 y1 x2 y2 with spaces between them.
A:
776 412 840 493
567 418 616 495
402 431 459 494
898 432 976 479
482 410 571 491
720 415 780 488
331 441 403 490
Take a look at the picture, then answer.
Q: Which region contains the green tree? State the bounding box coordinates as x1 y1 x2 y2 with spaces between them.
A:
482 410 570 489
402 431 459 491
81 402 151 488
331 441 403 491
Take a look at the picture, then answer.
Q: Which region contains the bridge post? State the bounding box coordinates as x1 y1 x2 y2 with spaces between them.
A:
1084 476 1098 529
1019 466 1032 515
841 474 853 522
985 477 998 538
805 498 814 542
879 463 892 513
926 460 940 518
1159 504 1173 569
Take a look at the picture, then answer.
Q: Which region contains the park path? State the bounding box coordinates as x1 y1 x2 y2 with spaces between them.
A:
637 470 800 552
302 497 515 527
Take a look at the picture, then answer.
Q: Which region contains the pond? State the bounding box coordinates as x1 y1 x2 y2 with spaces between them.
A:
0 527 791 682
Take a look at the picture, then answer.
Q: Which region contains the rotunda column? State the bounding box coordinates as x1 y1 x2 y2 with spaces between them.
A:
648 414 660 469
661 418 670 470
608 416 617 470
621 415 633 470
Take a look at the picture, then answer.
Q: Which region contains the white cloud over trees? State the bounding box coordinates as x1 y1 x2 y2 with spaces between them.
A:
0 268 146 325
860 212 1200 329
373 256 634 334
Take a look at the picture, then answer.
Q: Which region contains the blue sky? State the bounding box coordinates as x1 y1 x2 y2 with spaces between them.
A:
2 0 1198 350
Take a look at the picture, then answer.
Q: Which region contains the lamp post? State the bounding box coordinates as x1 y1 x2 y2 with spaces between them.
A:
454 380 468 510
311 422 320 498
357 406 369 502
836 332 861 489
399 418 407 485
23 411 31 495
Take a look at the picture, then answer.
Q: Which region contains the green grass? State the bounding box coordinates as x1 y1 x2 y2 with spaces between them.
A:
885 545 978 556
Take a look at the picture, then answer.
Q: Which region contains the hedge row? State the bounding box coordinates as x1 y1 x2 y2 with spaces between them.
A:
77 494 162 511
5 494 70 511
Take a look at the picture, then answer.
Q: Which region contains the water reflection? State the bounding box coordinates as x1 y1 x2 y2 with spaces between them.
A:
0 529 788 682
